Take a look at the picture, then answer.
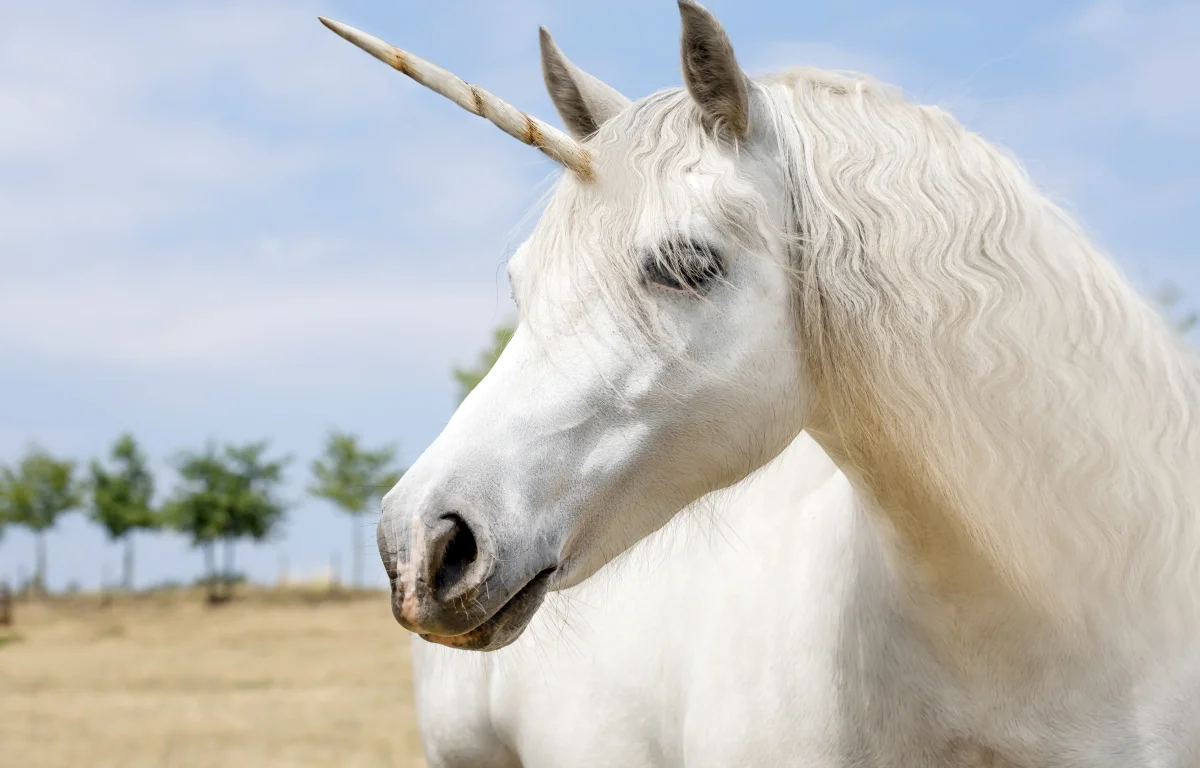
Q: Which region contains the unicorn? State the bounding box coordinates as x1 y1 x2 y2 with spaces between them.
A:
321 2 1200 765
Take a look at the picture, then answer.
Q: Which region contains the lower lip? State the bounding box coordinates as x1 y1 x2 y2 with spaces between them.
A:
419 631 482 649
418 566 556 648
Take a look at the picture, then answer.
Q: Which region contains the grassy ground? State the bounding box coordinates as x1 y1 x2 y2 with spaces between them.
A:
0 588 426 768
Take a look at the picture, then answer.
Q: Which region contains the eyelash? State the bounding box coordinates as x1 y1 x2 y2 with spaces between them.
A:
643 241 725 294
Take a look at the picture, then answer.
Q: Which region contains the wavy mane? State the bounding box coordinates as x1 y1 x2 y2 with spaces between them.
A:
757 68 1200 637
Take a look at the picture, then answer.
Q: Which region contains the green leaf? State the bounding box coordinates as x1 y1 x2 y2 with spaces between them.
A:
309 432 404 516
1154 281 1198 337
0 448 82 533
452 322 515 404
88 433 158 540
163 441 290 545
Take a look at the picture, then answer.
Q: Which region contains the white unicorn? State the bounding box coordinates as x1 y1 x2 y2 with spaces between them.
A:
322 3 1200 765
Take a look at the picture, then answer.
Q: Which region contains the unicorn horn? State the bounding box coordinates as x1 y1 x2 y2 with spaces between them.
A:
318 17 593 180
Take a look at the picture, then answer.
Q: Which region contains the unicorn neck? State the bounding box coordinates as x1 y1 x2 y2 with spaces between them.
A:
796 133 1200 645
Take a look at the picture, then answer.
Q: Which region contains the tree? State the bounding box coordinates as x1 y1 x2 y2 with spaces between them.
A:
163 445 227 600
222 442 290 580
164 441 290 602
452 322 515 403
89 434 158 591
310 432 404 588
0 448 82 595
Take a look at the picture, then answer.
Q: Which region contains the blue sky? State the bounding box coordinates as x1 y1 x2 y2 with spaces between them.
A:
1 0 1196 591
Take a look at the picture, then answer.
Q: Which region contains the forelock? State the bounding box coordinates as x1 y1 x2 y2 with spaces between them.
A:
517 87 775 343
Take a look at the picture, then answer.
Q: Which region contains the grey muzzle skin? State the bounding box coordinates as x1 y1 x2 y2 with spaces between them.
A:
376 507 558 651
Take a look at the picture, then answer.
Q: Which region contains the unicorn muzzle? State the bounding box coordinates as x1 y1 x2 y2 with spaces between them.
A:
376 487 557 650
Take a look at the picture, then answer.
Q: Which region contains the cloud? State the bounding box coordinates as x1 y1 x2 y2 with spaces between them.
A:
0 245 501 374
0 0 550 386
965 2 1200 140
0 1 370 250
1058 0 1200 129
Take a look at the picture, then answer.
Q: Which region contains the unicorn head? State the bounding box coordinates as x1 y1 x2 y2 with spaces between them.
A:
321 2 819 650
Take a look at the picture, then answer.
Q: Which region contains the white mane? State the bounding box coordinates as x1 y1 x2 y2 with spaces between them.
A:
758 68 1200 642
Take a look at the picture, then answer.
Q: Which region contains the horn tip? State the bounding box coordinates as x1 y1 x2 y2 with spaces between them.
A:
316 16 396 68
318 16 346 35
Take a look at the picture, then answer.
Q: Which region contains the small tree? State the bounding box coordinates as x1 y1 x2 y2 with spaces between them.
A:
165 441 289 602
89 434 158 592
0 448 82 595
452 322 515 403
164 445 227 601
222 442 290 581
310 432 404 588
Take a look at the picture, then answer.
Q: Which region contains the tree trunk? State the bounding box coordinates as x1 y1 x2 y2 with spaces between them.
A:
204 542 216 602
0 582 11 626
34 531 47 597
352 515 363 589
223 537 236 600
122 534 135 592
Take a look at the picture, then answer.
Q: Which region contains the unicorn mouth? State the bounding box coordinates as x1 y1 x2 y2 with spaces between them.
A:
418 567 556 652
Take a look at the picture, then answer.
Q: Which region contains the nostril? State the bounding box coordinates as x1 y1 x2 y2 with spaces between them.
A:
431 514 479 595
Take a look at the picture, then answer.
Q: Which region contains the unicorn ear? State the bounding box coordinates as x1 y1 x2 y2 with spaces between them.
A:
539 27 632 140
677 0 750 138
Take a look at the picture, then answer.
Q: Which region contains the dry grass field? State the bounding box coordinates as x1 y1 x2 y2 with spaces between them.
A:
0 589 427 768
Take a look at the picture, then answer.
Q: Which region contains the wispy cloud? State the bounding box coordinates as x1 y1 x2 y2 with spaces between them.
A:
0 0 543 386
0 1 363 249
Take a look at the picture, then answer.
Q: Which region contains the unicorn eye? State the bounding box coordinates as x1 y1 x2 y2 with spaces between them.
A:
643 240 725 294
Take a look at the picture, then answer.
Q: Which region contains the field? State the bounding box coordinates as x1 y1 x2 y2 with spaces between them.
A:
0 590 427 768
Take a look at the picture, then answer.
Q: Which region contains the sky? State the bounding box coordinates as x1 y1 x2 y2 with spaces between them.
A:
0 0 1197 591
